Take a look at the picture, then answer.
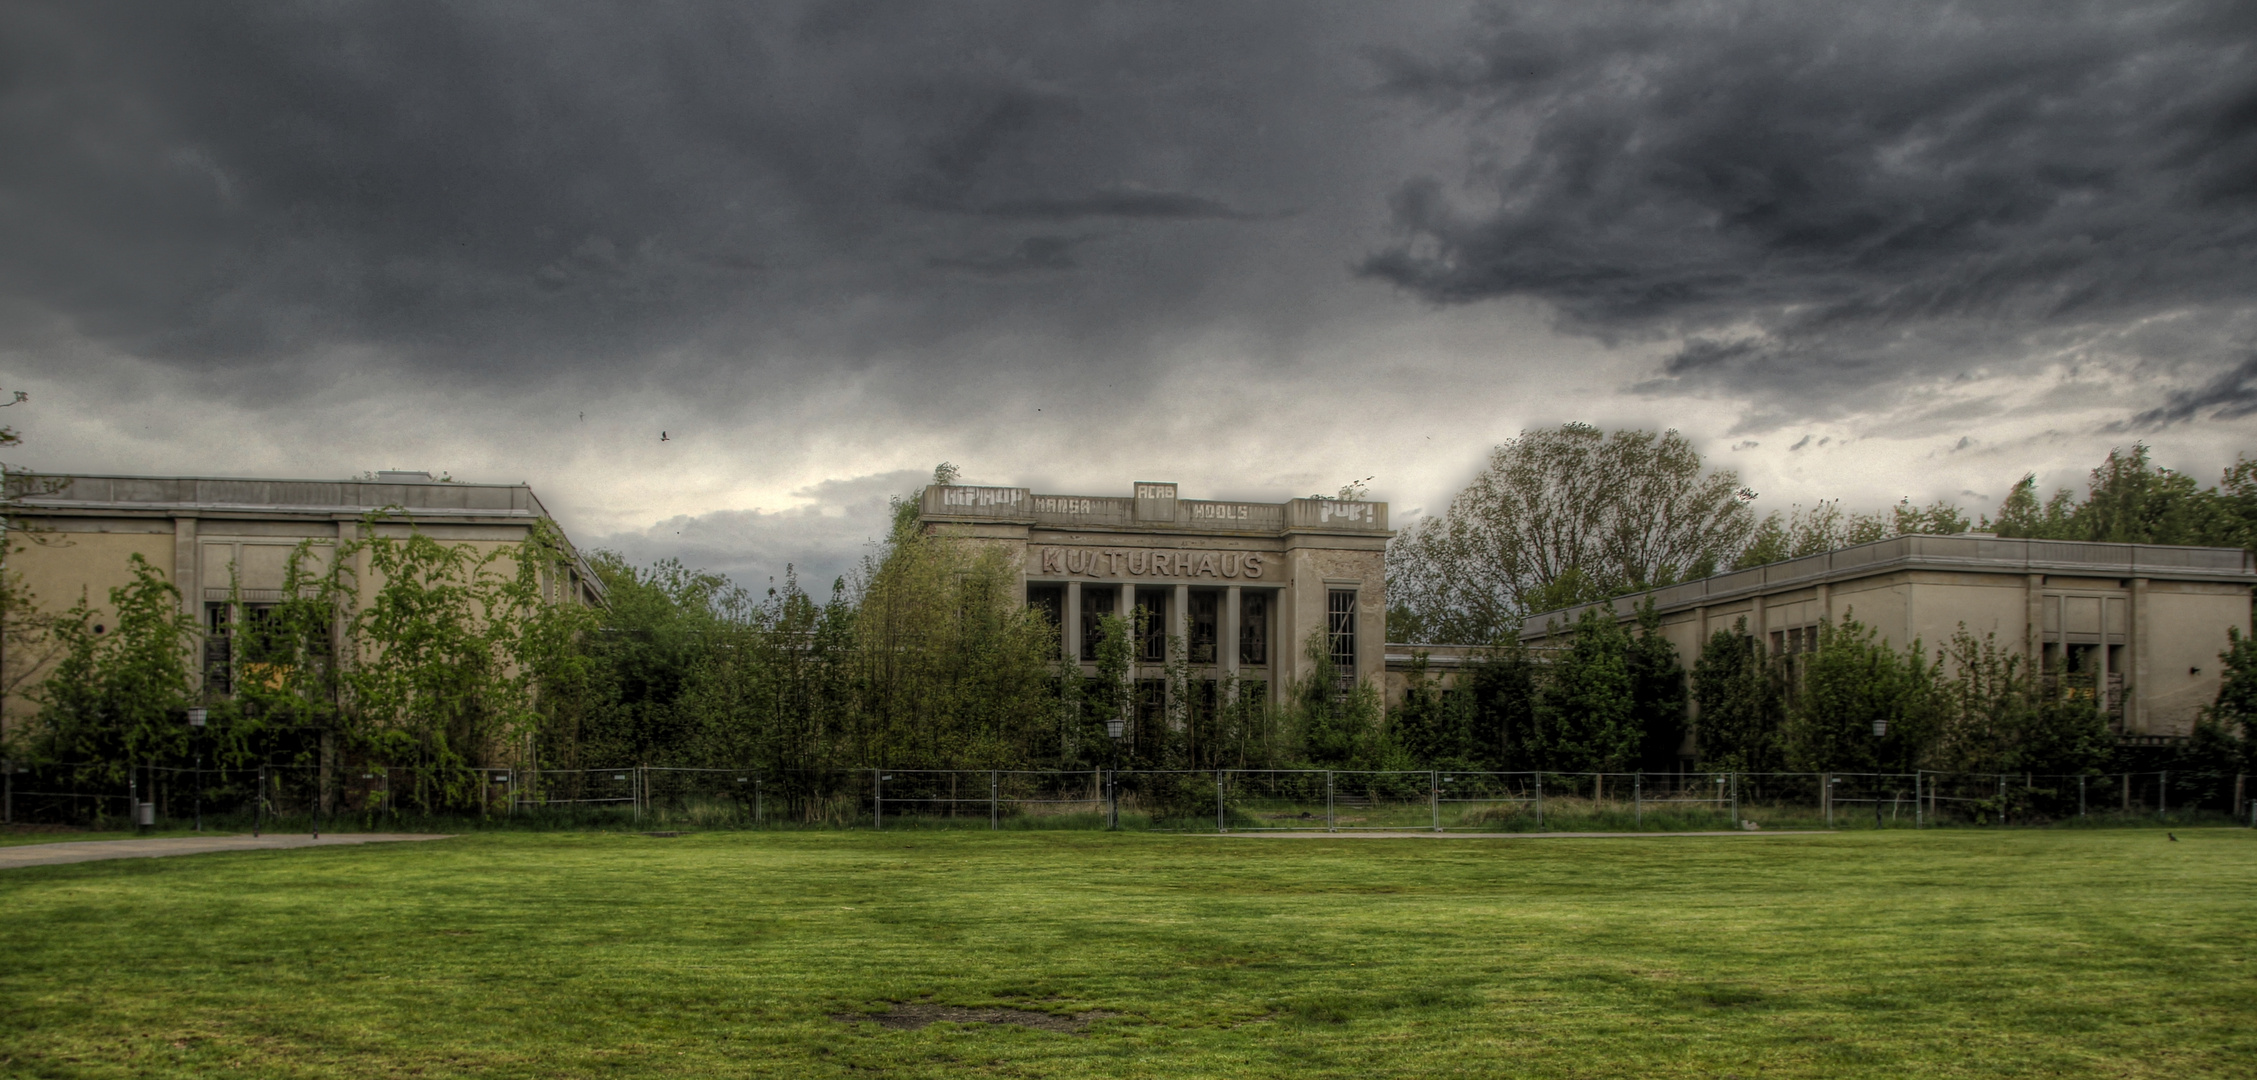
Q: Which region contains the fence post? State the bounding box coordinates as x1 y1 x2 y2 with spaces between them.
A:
2235 773 2245 825
3 758 10 826
2122 772 2130 813
1635 772 1643 829
253 765 266 837
874 768 883 830
1536 772 1545 828
1215 771 1226 833
1823 772 1832 828
991 770 999 831
1730 773 1739 829
2159 770 2167 819
1431 771 1441 833
755 777 763 825
2079 774 2087 819
1326 770 1335 833
1914 771 1923 829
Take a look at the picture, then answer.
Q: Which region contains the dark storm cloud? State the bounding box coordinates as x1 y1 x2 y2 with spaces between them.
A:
2118 354 2257 428
0 0 1391 400
1358 0 2257 414
928 235 1102 276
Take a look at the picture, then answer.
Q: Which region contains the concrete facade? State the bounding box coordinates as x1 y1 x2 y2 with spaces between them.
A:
918 482 1391 700
1519 534 2256 737
2 471 602 737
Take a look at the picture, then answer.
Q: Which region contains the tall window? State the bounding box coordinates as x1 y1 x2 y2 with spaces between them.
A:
1239 594 1268 666
1327 589 1358 685
1081 587 1115 659
1135 588 1166 663
203 602 233 696
1189 591 1218 664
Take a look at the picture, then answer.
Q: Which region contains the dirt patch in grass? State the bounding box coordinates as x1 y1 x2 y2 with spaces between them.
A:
834 1003 1115 1033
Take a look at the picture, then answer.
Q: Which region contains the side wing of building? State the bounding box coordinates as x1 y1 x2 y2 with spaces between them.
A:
1518 535 2256 737
2 473 604 736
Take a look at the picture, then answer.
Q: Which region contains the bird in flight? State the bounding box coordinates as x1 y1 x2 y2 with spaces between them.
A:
661 431 671 442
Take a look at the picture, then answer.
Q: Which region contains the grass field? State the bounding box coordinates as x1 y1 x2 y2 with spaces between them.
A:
3 829 2254 1078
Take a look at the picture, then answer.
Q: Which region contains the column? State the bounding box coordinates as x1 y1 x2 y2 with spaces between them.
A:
1816 582 1831 625
1224 585 1242 685
2026 574 2045 665
1751 591 1768 654
1171 583 1189 661
174 516 199 691
2130 577 2150 733
1065 581 1083 663
172 516 199 618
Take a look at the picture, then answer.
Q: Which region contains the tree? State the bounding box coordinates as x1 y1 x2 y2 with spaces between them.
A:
1391 653 1480 768
2208 627 2257 772
1287 629 1393 769
1627 601 1688 771
0 386 64 754
1989 444 2230 546
847 494 1061 770
31 555 200 782
1781 615 1933 773
1388 424 1756 642
1691 619 1782 772
1533 606 1639 773
1734 497 1968 570
1927 629 2104 777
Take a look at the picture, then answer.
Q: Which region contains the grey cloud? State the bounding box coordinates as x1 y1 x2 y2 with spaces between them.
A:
973 191 1260 221
0 1 1410 406
1357 1 2257 420
586 469 925 592
929 235 1101 276
2116 354 2257 429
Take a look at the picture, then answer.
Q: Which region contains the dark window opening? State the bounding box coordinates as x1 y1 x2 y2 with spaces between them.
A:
1081 587 1115 659
203 602 233 696
1189 591 1218 664
1770 626 1817 656
1135 588 1166 663
1239 594 1268 666
1136 678 1167 725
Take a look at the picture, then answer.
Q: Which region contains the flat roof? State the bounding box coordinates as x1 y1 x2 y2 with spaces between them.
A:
9 472 604 603
1522 534 2255 639
10 472 550 520
918 482 1391 537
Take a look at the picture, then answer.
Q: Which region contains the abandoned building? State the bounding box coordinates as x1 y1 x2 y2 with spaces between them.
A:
919 481 1392 710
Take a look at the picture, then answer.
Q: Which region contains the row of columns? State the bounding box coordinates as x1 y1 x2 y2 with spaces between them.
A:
1058 581 1254 679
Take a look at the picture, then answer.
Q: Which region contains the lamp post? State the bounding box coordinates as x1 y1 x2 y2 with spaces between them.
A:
1105 714 1124 829
186 708 206 832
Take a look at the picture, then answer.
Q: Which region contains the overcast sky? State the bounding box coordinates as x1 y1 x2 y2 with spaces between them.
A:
4 0 2253 590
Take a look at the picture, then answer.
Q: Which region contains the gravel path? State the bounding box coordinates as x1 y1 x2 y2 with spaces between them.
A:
1217 830 1818 839
0 833 452 869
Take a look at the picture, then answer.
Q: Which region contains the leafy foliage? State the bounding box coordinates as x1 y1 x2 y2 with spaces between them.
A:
1989 444 2257 550
31 555 200 782
1387 424 1756 643
1690 619 1782 772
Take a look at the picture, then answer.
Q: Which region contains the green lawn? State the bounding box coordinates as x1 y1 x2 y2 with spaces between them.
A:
3 829 2253 1078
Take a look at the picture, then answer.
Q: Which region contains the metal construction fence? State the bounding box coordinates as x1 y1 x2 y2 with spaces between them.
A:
6 758 2252 832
